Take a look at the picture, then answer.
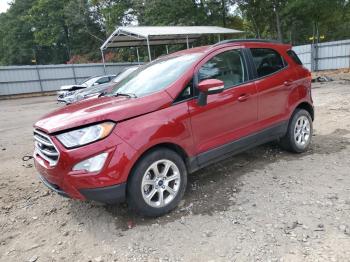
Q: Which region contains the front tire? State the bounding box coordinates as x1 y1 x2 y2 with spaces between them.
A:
280 109 313 153
127 148 187 217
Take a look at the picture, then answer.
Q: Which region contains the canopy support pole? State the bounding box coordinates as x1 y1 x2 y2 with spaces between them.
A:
218 34 221 42
101 49 106 74
166 45 169 54
136 47 140 64
146 36 152 62
186 36 189 49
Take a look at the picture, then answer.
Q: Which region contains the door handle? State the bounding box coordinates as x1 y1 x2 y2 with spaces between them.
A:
284 80 293 86
238 94 249 102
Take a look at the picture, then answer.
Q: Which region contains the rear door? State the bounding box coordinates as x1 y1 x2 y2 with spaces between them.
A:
249 47 297 127
188 47 258 159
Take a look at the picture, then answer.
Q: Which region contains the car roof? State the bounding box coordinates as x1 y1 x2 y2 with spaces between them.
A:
168 39 291 57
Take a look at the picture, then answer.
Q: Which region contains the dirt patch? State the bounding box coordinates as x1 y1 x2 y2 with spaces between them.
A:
1 80 350 261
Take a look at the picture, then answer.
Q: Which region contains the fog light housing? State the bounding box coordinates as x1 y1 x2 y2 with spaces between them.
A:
73 153 108 172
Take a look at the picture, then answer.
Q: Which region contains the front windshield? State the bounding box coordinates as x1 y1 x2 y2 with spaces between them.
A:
110 53 200 97
112 67 138 83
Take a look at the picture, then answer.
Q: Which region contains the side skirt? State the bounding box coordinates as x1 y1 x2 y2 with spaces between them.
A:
188 121 288 173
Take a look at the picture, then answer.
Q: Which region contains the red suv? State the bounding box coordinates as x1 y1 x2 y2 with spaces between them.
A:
33 40 314 217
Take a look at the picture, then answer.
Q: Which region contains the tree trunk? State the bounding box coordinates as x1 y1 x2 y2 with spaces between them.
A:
275 9 282 42
250 15 260 38
62 24 71 61
316 21 320 44
221 0 226 27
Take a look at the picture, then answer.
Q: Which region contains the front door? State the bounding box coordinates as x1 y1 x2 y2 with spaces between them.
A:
188 48 258 165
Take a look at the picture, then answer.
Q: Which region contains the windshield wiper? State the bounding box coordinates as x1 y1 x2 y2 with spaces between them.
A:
114 92 137 98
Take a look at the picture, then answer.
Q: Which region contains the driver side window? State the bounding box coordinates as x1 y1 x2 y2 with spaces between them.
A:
198 49 247 89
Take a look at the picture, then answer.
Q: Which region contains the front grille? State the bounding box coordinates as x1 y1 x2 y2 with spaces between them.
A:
34 129 60 166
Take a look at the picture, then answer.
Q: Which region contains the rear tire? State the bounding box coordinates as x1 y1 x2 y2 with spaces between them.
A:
279 109 313 153
127 148 187 217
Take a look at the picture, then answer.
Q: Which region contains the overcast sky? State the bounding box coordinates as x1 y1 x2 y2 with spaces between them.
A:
0 0 10 13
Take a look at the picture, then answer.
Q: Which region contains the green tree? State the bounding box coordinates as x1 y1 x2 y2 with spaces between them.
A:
27 0 104 63
90 0 135 35
0 0 37 65
237 0 350 44
284 0 350 44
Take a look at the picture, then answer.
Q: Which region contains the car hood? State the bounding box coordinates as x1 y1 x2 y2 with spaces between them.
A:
34 91 172 134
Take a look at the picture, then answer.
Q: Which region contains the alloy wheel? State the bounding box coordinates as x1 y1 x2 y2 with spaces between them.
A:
141 159 181 208
294 115 311 147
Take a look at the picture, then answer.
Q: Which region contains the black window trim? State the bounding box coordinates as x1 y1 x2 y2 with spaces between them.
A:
247 47 289 81
286 49 303 65
172 77 195 105
172 47 254 105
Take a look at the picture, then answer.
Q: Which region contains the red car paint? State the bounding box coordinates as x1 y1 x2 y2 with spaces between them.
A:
34 41 312 202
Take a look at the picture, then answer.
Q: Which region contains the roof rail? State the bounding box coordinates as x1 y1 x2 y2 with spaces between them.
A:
214 39 283 46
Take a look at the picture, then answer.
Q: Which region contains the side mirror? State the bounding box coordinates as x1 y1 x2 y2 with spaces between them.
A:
197 79 224 106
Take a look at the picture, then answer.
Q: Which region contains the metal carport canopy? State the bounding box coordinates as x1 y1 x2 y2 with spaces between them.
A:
100 26 243 63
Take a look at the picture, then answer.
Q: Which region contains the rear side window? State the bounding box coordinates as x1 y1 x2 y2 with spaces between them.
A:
287 50 303 65
96 77 110 84
198 49 247 89
250 48 286 78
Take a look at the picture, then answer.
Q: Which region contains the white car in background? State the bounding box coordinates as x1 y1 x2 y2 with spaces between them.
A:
61 66 139 104
57 75 116 102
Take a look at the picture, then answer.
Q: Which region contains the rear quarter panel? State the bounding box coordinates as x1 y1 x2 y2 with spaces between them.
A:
283 50 313 117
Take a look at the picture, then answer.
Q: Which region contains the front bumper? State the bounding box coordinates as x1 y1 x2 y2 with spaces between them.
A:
39 174 126 204
57 98 69 104
79 183 126 204
34 131 136 204
39 174 69 198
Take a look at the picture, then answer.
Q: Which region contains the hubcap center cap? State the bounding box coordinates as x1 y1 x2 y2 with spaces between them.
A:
158 180 164 186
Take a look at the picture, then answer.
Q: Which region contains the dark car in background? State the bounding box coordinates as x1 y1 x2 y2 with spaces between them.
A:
57 74 116 102
61 67 139 104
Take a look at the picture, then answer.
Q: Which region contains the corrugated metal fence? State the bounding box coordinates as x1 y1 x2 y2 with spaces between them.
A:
293 39 350 71
1 39 350 96
0 62 140 96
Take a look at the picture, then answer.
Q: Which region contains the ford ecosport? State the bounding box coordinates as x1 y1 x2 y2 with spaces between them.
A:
34 40 314 217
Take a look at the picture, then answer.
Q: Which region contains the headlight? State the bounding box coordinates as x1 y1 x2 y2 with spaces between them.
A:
56 122 115 148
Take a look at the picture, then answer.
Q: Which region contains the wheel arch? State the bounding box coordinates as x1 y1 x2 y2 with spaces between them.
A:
294 101 314 120
126 142 191 184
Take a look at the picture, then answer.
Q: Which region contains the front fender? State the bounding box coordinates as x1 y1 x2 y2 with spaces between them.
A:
114 102 195 182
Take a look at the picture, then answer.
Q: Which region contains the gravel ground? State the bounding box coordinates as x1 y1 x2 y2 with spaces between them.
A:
1 78 350 262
